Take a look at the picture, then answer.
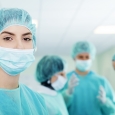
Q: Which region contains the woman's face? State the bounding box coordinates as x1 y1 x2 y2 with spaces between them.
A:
51 71 66 83
0 25 33 49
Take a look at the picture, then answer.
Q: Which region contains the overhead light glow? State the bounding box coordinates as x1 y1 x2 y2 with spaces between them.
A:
94 25 115 34
32 19 38 28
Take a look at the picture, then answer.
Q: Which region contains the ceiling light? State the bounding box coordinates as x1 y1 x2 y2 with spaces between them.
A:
94 25 115 34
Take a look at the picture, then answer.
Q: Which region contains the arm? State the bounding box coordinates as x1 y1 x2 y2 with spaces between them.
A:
61 89 73 107
61 74 79 108
100 78 115 114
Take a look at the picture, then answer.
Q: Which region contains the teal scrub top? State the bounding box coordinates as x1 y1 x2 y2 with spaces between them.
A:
0 84 48 115
65 71 115 115
38 85 69 115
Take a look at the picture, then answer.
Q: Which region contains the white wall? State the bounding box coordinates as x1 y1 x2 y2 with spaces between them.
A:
97 46 115 89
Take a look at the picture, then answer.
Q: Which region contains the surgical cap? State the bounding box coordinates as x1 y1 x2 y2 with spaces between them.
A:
71 41 96 59
0 8 36 47
36 55 65 82
112 54 115 61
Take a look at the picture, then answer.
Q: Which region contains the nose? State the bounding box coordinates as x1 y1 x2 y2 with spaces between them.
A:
83 57 87 60
15 39 24 49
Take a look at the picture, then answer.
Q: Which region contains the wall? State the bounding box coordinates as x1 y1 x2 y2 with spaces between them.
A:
97 46 115 89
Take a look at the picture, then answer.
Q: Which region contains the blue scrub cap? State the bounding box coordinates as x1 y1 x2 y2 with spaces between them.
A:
0 8 36 47
71 41 96 59
36 55 65 82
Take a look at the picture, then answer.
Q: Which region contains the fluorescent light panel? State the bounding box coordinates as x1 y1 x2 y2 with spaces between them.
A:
94 25 115 34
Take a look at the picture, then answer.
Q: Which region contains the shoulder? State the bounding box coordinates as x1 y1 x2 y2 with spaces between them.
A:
89 71 109 84
37 85 57 96
20 84 48 115
20 84 46 104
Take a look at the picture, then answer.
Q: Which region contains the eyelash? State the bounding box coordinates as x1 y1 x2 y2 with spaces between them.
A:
3 37 32 41
3 37 12 41
23 38 32 41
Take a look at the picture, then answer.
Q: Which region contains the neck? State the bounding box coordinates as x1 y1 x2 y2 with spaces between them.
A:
75 69 89 76
0 68 19 89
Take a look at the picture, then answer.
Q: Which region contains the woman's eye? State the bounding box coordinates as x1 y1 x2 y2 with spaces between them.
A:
60 73 64 76
23 38 32 41
79 56 83 59
3 37 12 41
86 56 89 59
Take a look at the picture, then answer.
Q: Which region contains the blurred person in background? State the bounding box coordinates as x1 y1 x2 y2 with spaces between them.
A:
36 55 78 115
63 41 115 115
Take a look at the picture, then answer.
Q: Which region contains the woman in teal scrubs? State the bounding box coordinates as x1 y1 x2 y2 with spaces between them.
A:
36 55 76 115
0 8 48 115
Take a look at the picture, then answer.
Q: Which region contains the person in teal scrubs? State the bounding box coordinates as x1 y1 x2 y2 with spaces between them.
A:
0 8 48 115
63 41 115 115
36 55 77 115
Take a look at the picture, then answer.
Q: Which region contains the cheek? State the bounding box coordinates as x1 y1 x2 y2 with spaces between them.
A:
23 41 33 49
0 37 4 46
51 76 58 83
0 40 15 48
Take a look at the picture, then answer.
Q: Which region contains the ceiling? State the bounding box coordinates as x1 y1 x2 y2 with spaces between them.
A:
0 0 115 56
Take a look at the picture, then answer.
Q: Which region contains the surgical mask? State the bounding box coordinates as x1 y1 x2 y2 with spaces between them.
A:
75 59 92 72
0 46 35 76
51 75 67 91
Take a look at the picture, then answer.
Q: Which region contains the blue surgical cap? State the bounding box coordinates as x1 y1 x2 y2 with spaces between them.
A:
36 55 65 82
71 41 96 59
0 8 36 47
112 54 115 61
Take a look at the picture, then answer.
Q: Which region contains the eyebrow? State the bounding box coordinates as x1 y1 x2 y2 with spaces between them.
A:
1 31 32 36
22 32 32 36
1 31 15 35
